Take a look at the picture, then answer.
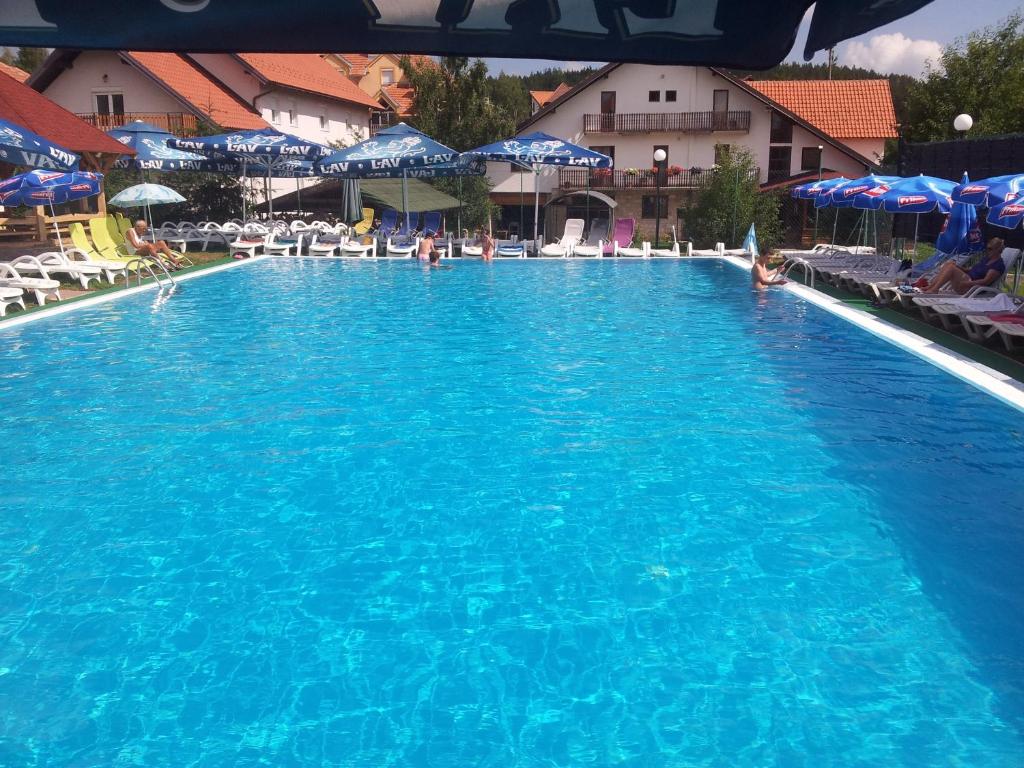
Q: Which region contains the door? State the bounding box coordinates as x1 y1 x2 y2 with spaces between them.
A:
600 91 616 132
712 89 728 129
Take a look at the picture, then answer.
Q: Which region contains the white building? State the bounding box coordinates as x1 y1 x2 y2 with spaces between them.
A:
31 50 383 206
487 64 897 242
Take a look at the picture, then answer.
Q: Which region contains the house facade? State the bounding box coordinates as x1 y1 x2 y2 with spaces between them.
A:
325 53 431 134
31 50 383 207
489 64 897 242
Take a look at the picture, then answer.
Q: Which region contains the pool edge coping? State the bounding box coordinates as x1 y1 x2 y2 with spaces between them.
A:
721 254 1024 414
3 252 1021 414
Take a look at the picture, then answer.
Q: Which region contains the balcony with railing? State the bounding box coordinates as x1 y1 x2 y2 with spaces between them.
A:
370 111 397 137
76 112 201 136
559 167 719 190
583 111 751 134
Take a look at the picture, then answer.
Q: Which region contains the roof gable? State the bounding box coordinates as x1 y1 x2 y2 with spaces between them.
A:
124 52 267 131
236 53 381 109
380 84 414 116
746 79 898 139
0 69 133 156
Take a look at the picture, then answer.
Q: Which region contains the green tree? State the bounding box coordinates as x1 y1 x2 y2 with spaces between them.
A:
105 169 247 225
488 73 531 129
14 47 48 76
684 148 782 249
402 56 508 229
0 48 17 66
904 12 1024 141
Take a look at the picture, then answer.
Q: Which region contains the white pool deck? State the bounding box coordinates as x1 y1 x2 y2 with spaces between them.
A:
2 253 1023 414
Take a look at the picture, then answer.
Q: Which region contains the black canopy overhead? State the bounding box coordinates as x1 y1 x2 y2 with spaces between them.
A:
3 0 934 69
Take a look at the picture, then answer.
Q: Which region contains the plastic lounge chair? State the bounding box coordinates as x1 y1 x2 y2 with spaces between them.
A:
0 261 61 305
308 232 344 257
386 235 419 257
263 232 299 256
609 218 645 257
10 252 103 290
0 286 25 317
394 213 420 239
340 235 378 257
229 224 268 258
572 218 608 258
496 239 526 258
68 223 137 278
924 294 1021 330
541 218 584 257
420 211 442 237
376 209 399 237
911 248 1021 315
648 226 682 257
600 218 632 257
353 208 375 236
962 302 1024 343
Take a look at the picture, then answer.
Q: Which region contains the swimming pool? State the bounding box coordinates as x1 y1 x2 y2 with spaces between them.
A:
1 258 1023 766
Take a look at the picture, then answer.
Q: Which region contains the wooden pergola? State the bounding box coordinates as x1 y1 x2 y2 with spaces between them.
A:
0 69 135 252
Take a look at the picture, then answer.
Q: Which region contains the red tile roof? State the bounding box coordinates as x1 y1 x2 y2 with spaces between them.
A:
0 61 29 83
381 84 415 116
0 69 134 155
337 53 372 76
239 53 381 109
125 52 267 130
746 79 898 139
530 83 570 109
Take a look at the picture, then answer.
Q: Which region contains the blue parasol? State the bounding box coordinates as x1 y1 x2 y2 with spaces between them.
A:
791 176 848 200
814 174 901 209
109 120 240 174
936 174 984 254
316 123 459 176
0 169 102 251
950 174 1024 208
0 117 79 171
169 129 329 219
464 131 613 242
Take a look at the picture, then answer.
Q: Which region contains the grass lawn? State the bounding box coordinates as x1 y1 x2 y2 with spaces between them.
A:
0 250 234 323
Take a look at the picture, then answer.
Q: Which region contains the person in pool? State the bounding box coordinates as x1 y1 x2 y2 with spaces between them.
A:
417 233 435 261
751 251 787 289
477 228 494 261
919 237 1006 293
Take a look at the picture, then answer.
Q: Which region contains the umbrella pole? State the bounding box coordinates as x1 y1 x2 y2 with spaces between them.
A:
533 163 540 246
241 161 248 221
912 213 920 258
402 170 409 231
830 207 838 246
457 177 462 237
519 168 524 243
267 168 273 223
49 202 65 255
296 178 301 217
586 170 590 238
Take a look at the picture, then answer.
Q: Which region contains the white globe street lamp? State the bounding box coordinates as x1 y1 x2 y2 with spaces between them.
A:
954 113 973 132
653 149 667 246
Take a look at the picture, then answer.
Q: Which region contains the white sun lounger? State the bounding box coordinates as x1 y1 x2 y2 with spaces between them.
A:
386 236 419 257
0 262 61 305
340 236 378 257
0 285 25 316
541 218 584 258
9 253 101 290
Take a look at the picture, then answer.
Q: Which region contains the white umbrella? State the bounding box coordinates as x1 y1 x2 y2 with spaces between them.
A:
108 183 186 231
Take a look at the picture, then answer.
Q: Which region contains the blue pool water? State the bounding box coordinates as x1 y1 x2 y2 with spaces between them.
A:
1 258 1023 767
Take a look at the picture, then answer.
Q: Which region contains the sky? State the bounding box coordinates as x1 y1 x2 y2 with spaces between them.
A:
486 0 1015 78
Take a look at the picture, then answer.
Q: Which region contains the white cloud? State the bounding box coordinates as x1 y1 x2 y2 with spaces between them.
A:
841 33 942 77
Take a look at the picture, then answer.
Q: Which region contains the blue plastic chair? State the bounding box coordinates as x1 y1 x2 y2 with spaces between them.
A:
421 211 442 236
395 213 420 238
377 209 398 235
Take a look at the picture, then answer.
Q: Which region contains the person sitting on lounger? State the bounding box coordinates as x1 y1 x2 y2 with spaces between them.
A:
125 220 183 270
920 237 1006 293
752 251 787 289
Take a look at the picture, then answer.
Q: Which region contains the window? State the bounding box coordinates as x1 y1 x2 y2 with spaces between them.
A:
600 91 616 114
713 89 728 113
714 143 731 165
641 195 669 219
271 108 280 124
801 146 822 171
94 92 124 115
768 146 792 182
665 90 677 102
770 111 793 144
381 68 394 85
589 145 615 163
319 114 329 131
288 108 298 127
648 90 660 102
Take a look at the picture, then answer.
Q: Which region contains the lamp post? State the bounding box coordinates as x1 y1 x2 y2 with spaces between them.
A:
653 148 667 246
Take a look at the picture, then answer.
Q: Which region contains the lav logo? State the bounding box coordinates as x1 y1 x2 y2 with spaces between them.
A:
898 195 928 207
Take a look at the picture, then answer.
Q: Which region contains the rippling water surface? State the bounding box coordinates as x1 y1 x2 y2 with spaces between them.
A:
1 258 1023 767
